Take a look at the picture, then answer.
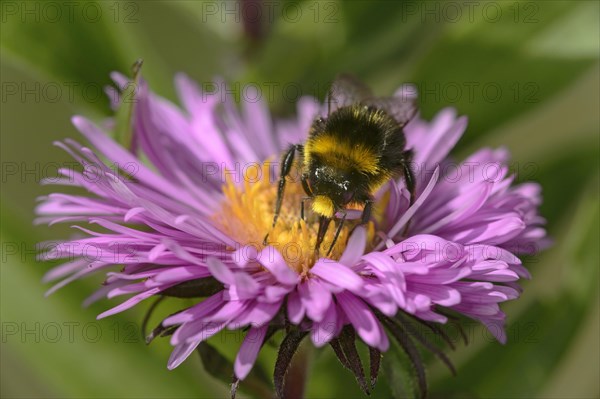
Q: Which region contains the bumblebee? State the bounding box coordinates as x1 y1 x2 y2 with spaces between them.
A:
268 74 417 255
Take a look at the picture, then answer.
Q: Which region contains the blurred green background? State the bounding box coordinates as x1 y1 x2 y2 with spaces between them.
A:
1 1 598 398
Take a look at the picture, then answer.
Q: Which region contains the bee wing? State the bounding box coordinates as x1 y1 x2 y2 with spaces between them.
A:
362 95 417 127
326 73 373 115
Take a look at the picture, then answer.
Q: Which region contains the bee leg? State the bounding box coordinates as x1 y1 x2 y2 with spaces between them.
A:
326 211 347 256
315 216 332 255
345 199 373 246
274 145 302 225
300 197 311 221
264 144 303 245
301 174 312 196
401 151 416 237
402 151 416 206
361 199 373 224
298 175 313 222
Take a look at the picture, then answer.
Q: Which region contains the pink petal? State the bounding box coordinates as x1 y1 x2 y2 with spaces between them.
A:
234 325 269 380
163 292 224 326
311 261 363 292
206 257 234 285
257 247 299 285
339 226 367 266
167 340 202 370
287 289 305 324
311 303 339 347
336 292 389 351
299 279 332 323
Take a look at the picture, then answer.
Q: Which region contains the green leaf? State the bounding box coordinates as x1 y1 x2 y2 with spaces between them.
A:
0 1 132 113
114 59 143 149
408 1 597 147
382 345 420 399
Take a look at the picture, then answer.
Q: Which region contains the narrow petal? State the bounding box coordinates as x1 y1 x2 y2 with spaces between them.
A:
384 166 440 242
311 261 363 292
287 289 305 324
339 226 367 266
206 257 234 285
234 325 269 380
97 287 167 319
167 340 202 370
311 303 339 347
336 292 389 351
163 292 224 326
257 247 299 285
299 279 332 323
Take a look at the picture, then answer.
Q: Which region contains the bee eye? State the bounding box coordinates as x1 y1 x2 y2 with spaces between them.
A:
343 191 355 203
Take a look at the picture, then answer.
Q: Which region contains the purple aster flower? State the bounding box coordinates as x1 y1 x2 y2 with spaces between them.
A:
38 71 548 398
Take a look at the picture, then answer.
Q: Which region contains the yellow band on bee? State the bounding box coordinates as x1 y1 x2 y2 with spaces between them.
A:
312 195 335 218
306 134 380 174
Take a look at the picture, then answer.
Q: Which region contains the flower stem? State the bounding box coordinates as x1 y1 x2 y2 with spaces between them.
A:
283 341 312 399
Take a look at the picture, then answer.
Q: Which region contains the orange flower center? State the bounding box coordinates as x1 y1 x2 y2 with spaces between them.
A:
213 161 376 274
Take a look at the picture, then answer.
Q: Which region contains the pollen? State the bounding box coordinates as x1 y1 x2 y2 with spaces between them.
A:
212 161 375 275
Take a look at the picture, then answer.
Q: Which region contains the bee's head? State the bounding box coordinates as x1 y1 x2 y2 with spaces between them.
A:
308 166 356 213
